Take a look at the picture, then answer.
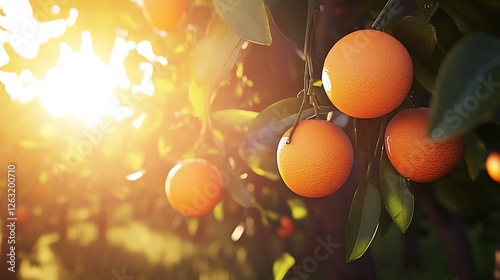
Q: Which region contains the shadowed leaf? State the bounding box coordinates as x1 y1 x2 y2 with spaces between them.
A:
240 98 323 180
392 16 437 62
265 0 307 47
430 33 500 140
463 131 487 180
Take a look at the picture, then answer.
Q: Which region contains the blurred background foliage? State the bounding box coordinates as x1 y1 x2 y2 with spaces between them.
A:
0 0 499 279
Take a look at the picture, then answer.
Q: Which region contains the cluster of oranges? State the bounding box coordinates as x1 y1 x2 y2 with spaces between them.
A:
161 29 498 217
277 29 465 198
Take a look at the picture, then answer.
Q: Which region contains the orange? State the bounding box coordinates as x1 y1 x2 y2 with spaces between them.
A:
486 152 500 183
276 216 296 238
142 0 186 31
322 29 413 119
165 158 223 216
277 119 353 198
384 107 464 183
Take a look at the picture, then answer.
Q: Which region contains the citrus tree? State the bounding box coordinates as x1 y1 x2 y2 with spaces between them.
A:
0 0 500 279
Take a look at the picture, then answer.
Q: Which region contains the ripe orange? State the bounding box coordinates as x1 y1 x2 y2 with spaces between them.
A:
322 29 413 119
486 152 500 183
384 107 464 183
277 119 353 198
142 0 186 31
165 158 223 217
276 216 296 238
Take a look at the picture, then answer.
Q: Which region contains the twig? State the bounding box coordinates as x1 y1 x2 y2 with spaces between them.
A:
371 0 397 30
286 0 318 144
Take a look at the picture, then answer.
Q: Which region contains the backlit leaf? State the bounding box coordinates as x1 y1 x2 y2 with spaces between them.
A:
213 202 224 222
188 218 199 236
248 97 308 135
189 80 209 123
287 198 307 220
379 148 414 233
157 137 172 157
273 252 295 280
188 16 243 87
212 109 258 132
238 142 280 181
346 179 381 262
213 0 272 45
240 98 321 181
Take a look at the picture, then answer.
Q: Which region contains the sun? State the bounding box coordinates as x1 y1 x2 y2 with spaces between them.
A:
0 0 169 128
1 30 167 128
36 31 134 127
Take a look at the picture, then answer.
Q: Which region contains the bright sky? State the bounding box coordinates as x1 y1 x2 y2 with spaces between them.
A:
0 0 167 127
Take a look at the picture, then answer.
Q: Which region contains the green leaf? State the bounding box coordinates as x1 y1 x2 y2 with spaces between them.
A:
440 0 495 34
240 98 314 181
188 218 199 236
346 179 381 262
238 141 280 181
227 179 252 208
246 97 329 137
266 210 279 221
213 202 224 222
379 148 414 233
212 109 259 132
463 131 487 180
287 198 307 220
430 33 500 140
189 80 210 123
157 136 173 157
265 0 307 47
378 204 394 235
273 252 295 280
412 56 436 93
248 98 307 134
188 16 243 87
392 16 437 62
213 0 272 45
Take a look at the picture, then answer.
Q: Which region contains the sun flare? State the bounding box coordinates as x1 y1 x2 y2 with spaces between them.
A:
1 30 166 128
36 31 133 127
